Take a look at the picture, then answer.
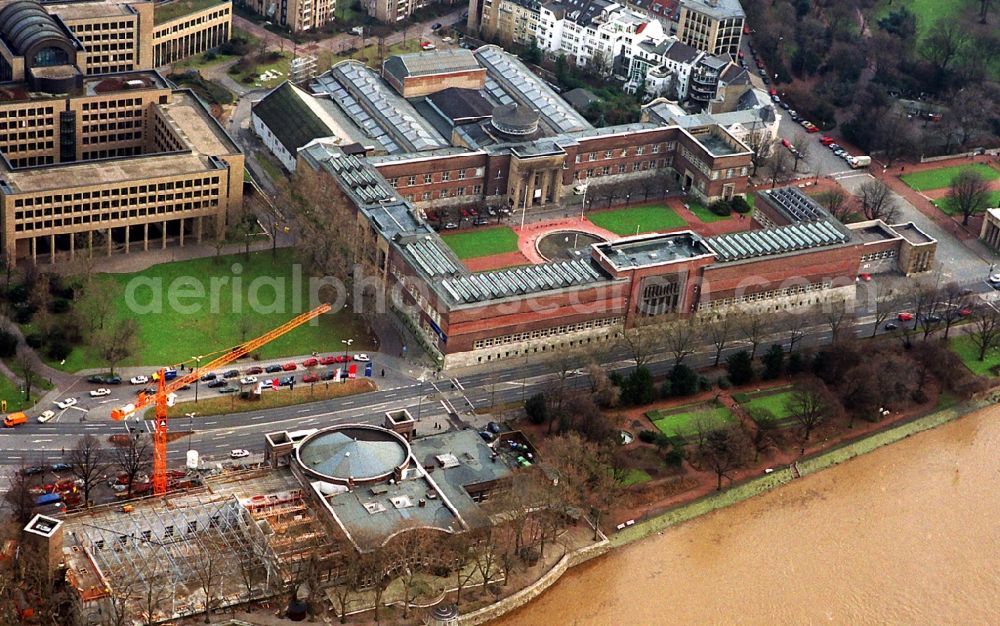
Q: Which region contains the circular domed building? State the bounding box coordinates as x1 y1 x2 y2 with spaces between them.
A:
490 102 539 138
295 424 412 486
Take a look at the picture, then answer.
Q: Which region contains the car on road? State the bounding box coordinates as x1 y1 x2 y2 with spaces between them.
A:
353 353 371 362
302 357 319 367
897 312 914 322
820 135 835 145
279 375 295 386
245 366 264 375
130 375 149 385
200 372 217 381
239 376 258 385
420 41 436 50
780 138 791 148
37 410 55 423
959 308 973 317
50 463 71 472
230 449 251 459
207 379 226 388
334 355 353 363
444 221 458 229
302 373 320 383
88 374 122 384
924 314 943 324
55 398 78 410
137 387 156 395
884 322 898 331
858 273 872 282
281 362 297 371
222 369 239 379
319 355 336 365
89 388 111 398
431 22 442 30
320 369 336 380
265 364 283 373
20 466 46 477
218 385 239 394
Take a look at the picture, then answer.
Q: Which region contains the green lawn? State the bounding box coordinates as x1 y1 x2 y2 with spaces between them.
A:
648 403 734 440
686 200 731 223
241 52 293 89
900 164 999 192
872 0 973 39
932 191 1000 216
441 227 519 259
587 204 687 236
949 334 1000 377
154 0 227 24
734 388 797 422
55 249 370 372
620 468 652 486
0 372 41 413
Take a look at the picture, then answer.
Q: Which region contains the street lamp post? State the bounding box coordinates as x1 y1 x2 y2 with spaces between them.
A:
191 356 202 403
341 338 353 362
185 412 196 453
625 193 631 209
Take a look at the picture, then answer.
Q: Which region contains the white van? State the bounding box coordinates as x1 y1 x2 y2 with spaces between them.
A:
849 155 871 169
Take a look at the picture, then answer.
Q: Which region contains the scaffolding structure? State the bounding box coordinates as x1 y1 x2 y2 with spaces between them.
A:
71 493 278 622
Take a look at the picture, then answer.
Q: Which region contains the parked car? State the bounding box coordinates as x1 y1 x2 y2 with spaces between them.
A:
353 353 371 362
420 41 436 51
487 421 502 434
858 273 872 282
279 376 295 386
444 222 459 229
334 355 353 363
222 369 239 379
200 372 217 381
230 449 250 459
474 217 490 225
137 387 156 396
20 466 46 477
56 398 78 410
218 385 239 394
820 135 834 146
239 376 258 385
302 373 320 383
959 308 973 317
281 362 297 371
37 410 56 423
130 375 149 385
924 314 943 324
827 143 841 151
431 22 442 30
50 463 71 472
897 312 914 322
302 357 319 367
320 370 336 381
89 388 111 398
265 364 283 373
319 355 336 365
780 138 791 148
207 379 226 388
478 431 494 442
245 366 264 375
88 374 120 384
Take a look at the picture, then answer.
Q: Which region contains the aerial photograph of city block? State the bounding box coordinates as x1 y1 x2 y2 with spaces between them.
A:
0 0 996 622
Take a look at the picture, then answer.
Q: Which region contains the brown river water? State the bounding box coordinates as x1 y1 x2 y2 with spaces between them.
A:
491 406 1000 626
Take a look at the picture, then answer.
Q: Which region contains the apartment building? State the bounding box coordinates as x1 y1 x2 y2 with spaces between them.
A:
674 0 743 57
0 70 244 265
242 0 335 31
152 1 232 66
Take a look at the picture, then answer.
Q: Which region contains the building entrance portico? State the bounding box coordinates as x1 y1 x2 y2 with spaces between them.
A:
507 146 566 210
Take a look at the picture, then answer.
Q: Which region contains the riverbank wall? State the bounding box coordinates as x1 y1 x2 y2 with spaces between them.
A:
610 398 984 548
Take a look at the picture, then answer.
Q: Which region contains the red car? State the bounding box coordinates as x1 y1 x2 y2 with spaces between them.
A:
780 138 791 148
281 362 297 371
959 308 973 317
897 312 914 322
245 366 263 375
319 355 336 365
334 355 353 363
738 51 744 59
804 125 820 134
858 273 872 282
768 88 777 96
820 135 834 145
302 373 320 383
302 358 318 367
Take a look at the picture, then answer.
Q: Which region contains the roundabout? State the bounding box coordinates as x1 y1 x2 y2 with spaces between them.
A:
536 230 607 261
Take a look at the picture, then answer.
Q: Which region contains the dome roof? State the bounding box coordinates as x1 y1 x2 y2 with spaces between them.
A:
491 102 539 136
0 1 71 57
296 425 410 484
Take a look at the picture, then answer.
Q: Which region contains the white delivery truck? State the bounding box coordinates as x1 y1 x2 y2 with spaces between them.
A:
849 155 871 168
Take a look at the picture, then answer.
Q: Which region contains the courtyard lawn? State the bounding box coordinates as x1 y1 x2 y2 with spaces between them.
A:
587 204 687 235
686 200 731 223
734 388 798 425
932 191 1000 216
0 372 41 413
648 403 734 440
441 227 519 259
55 249 370 372
949 334 1000 377
620 468 652 486
900 163 999 192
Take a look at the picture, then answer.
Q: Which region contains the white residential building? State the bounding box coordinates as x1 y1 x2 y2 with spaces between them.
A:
537 0 667 74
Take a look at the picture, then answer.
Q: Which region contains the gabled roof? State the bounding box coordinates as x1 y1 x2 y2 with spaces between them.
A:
251 82 339 157
662 40 701 64
706 220 850 262
382 48 480 82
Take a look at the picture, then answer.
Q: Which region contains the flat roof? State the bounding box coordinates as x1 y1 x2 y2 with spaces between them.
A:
383 48 480 81
43 0 134 20
159 90 240 156
847 220 901 244
706 220 850 262
890 221 935 245
84 70 168 95
681 0 744 20
152 0 227 24
595 231 714 270
4 152 217 192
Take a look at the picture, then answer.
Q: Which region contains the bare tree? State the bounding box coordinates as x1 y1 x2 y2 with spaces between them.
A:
469 525 501 594
140 560 174 626
938 282 971 339
786 377 838 451
947 170 991 226
790 136 811 173
112 432 152 498
190 537 225 623
695 425 753 491
857 179 898 222
663 319 698 367
68 434 110 507
359 546 390 623
823 297 855 343
967 306 1000 361
15 347 38 406
870 284 899 337
765 143 793 189
389 525 436 618
776 311 809 353
94 317 140 375
815 188 853 222
619 317 660 368
77 276 121 335
103 577 136 626
544 433 621 540
738 310 770 360
922 20 969 74
442 532 478 608
6 462 37 525
702 314 734 367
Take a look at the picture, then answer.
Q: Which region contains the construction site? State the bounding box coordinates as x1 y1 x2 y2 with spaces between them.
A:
30 467 337 624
